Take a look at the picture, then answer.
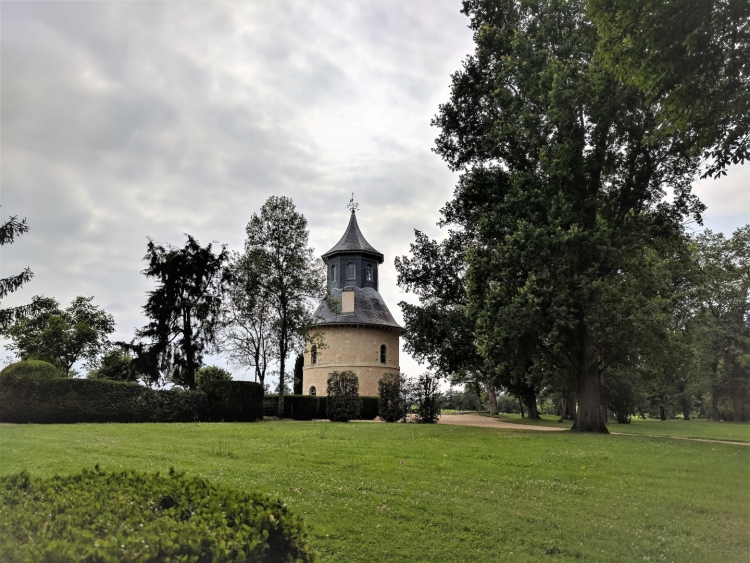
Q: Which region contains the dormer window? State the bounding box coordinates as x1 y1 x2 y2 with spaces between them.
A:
331 265 337 282
347 262 356 280
366 264 373 282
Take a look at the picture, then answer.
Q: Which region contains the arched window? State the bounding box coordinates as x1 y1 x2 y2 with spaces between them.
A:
347 262 356 280
380 344 386 364
331 265 336 282
311 345 317 365
309 386 317 396
366 264 373 282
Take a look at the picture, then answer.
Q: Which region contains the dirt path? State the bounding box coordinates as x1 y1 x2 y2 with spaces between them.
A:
438 414 749 445
438 413 566 431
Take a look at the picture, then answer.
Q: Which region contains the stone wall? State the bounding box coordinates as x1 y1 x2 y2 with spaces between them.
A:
302 325 400 396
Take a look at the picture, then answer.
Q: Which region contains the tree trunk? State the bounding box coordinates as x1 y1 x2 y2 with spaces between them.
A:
680 397 691 420
277 345 286 418
521 385 540 420
486 380 498 415
571 328 608 433
184 308 196 390
518 396 525 418
659 405 667 421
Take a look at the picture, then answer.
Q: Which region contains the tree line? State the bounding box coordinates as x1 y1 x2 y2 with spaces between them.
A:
1 196 325 418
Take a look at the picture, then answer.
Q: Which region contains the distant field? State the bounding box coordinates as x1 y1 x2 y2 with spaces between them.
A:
492 413 750 442
1 421 748 562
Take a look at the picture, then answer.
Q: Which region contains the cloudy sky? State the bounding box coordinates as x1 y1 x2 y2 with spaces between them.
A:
1 1 747 381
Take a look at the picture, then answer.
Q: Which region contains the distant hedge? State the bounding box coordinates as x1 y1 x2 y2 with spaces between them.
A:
263 395 380 421
0 467 313 563
0 363 263 424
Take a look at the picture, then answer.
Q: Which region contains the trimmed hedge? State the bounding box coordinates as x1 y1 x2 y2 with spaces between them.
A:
0 359 61 381
0 467 313 563
263 395 380 420
359 396 379 420
0 364 263 424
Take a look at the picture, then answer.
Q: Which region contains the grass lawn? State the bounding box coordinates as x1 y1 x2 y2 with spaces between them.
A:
1 421 748 562
492 413 750 442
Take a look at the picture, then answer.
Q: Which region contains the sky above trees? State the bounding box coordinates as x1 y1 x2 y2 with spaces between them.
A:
1 0 746 379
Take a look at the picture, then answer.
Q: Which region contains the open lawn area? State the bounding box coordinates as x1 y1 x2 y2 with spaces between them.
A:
492 413 750 442
1 421 748 562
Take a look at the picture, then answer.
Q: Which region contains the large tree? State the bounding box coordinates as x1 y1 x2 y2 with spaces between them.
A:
395 230 501 415
431 0 737 432
4 295 115 377
0 215 36 327
218 251 277 388
134 235 229 390
242 196 325 416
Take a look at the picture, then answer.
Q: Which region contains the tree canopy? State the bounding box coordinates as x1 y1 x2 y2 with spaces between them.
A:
0 215 36 328
4 295 115 377
242 196 325 415
133 235 229 390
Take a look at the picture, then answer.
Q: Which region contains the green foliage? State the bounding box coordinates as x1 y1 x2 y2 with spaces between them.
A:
2 423 747 562
243 196 325 417
3 295 115 376
133 235 229 390
0 215 35 328
409 374 441 424
0 467 312 563
378 373 408 422
0 376 263 424
589 0 750 177
293 354 304 395
359 396 379 421
201 380 263 423
326 371 360 422
196 365 232 387
88 349 140 382
287 395 325 420
0 360 61 382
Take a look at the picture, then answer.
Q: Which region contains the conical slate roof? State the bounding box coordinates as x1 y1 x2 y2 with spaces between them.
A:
312 287 403 332
322 211 384 263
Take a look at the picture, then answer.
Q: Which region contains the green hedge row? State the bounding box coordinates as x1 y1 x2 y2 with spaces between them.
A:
262 395 379 421
0 467 312 562
0 362 263 424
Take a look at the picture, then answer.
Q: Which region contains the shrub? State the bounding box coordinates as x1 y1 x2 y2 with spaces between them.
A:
87 349 139 382
0 360 61 382
0 467 313 563
359 396 380 420
410 374 441 424
200 380 264 422
326 370 360 422
196 365 232 387
286 395 325 420
378 372 408 422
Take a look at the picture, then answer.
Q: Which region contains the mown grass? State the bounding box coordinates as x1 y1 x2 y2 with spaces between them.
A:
492 413 750 442
1 421 748 562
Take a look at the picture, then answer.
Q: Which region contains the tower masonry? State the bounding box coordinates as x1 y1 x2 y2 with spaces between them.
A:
302 208 403 396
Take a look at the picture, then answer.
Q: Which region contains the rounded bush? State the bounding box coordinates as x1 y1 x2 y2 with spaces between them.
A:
0 360 61 383
0 467 313 563
326 371 360 422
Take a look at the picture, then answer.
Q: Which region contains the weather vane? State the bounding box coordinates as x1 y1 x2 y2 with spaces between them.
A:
347 193 359 214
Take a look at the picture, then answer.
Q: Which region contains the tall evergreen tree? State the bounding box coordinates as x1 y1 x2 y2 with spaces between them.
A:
134 235 229 390
0 215 35 327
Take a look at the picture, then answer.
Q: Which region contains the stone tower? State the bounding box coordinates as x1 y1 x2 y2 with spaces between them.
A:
302 208 403 396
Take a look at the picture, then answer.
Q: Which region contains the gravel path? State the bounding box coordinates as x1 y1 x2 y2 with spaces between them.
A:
438 413 567 431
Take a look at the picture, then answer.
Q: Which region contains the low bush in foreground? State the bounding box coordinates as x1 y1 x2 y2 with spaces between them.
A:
0 466 312 563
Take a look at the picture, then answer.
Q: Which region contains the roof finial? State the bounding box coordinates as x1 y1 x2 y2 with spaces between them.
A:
347 193 359 214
